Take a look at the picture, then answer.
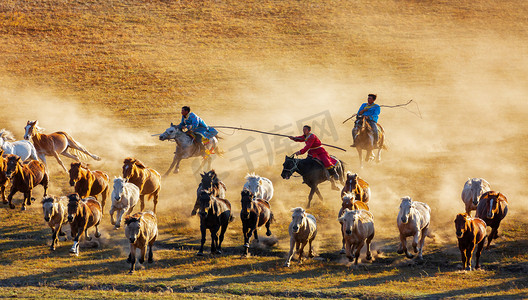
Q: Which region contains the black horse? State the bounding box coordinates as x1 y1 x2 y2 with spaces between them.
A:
197 190 233 256
191 170 227 216
281 155 345 208
240 190 274 256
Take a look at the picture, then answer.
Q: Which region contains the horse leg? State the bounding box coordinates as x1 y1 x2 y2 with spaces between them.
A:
173 158 182 174
354 240 365 265
152 192 159 214
52 151 69 173
314 187 323 202
51 227 58 251
417 227 428 260
85 228 91 241
138 245 147 265
109 206 116 226
465 244 475 271
376 147 382 163
397 234 405 254
94 224 101 238
365 233 374 261
70 229 82 256
7 187 17 209
1 184 6 204
475 239 486 270
147 241 154 264
210 227 219 254
357 148 363 169
164 155 179 177
197 222 206 256
307 187 315 209
486 227 497 250
412 232 420 254
345 239 353 262
242 223 250 256
139 195 145 211
21 191 30 211
340 225 346 254
128 244 136 273
217 223 228 254
402 236 413 258
308 238 315 258
265 217 272 236
60 150 80 162
298 241 307 264
41 173 49 197
284 237 295 267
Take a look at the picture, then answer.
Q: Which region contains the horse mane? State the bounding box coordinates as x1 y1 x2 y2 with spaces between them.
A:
42 195 55 204
245 172 259 180
125 214 141 225
291 207 305 214
124 157 146 169
0 129 15 142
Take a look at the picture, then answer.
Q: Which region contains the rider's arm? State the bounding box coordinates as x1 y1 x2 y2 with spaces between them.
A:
289 135 305 142
298 135 315 155
187 113 199 130
357 103 366 115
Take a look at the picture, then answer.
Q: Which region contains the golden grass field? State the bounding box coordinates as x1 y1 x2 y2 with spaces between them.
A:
1 0 527 298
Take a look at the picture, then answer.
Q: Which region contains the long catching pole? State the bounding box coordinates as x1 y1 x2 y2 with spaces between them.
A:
213 126 347 152
343 99 420 124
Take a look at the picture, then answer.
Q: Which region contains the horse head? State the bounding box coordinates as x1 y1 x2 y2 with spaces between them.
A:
112 177 125 202
68 162 86 186
341 192 356 209
23 120 42 140
345 172 358 191
198 190 213 217
398 196 413 224
122 158 139 179
124 214 142 243
42 196 56 222
339 209 361 235
244 173 262 195
67 193 82 222
484 192 502 219
281 155 297 180
240 189 255 219
290 207 307 233
200 170 217 191
454 213 471 238
5 154 21 179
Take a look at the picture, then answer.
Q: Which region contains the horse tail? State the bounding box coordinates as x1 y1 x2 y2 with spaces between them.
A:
59 132 101 161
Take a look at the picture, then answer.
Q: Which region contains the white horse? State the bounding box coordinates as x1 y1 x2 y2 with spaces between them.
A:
284 207 317 267
109 177 140 229
338 208 375 265
0 129 38 161
243 173 274 202
396 196 430 261
158 125 220 176
461 178 491 215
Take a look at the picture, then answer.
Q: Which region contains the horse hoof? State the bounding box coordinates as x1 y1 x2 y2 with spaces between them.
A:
266 231 272 236
86 236 92 241
9 204 15 209
21 206 26 211
366 255 372 261
340 249 346 255
173 169 179 174
284 262 291 267
31 197 36 201
126 258 133 264
406 254 414 259
128 270 134 274
50 246 55 251
243 243 250 248
396 249 404 254
215 250 222 255
95 232 101 238
196 252 204 256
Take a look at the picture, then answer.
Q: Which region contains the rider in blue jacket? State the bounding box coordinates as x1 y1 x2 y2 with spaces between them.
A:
176 106 218 152
352 94 380 147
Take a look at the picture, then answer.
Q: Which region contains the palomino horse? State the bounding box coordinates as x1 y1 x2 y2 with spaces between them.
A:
191 170 227 216
284 207 317 267
341 172 371 203
42 195 68 251
351 116 386 168
0 129 39 161
240 190 274 256
281 155 345 208
396 196 431 261
461 178 491 215
454 213 487 271
338 192 369 254
158 124 221 176
5 154 49 210
125 211 158 274
197 190 234 256
243 173 274 202
476 191 508 249
110 177 140 229
69 162 110 212
122 158 161 213
338 209 375 265
23 120 101 173
67 193 102 256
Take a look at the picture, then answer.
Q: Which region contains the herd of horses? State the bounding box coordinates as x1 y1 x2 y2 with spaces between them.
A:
0 120 510 273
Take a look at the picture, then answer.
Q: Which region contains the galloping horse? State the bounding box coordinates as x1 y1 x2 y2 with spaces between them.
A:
158 124 221 176
341 172 371 203
338 192 369 254
191 170 227 216
125 211 158 273
338 209 375 265
69 162 110 212
285 207 317 267
0 129 39 161
476 191 508 249
396 196 431 261
66 193 102 256
42 195 68 251
454 213 487 271
461 178 491 215
240 190 274 256
5 154 49 210
197 190 234 256
281 155 345 208
351 116 386 168
24 120 101 173
122 158 161 213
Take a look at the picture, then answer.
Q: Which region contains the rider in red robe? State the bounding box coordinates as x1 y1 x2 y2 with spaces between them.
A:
290 125 340 190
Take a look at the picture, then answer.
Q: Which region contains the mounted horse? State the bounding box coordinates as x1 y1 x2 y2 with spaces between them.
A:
281 155 345 208
476 191 508 249
191 169 227 216
42 195 68 251
0 129 39 161
341 172 371 203
158 124 221 176
5 154 49 210
69 162 110 212
338 208 375 265
125 211 158 274
0 150 8 204
122 158 161 213
461 178 491 215
23 120 101 173
396 196 431 261
67 193 102 256
243 173 274 202
454 213 487 271
197 190 234 256
110 177 140 229
285 207 317 267
351 116 386 168
240 190 274 256
338 192 369 254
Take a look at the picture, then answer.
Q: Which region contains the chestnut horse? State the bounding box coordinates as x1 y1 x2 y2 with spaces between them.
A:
351 115 386 168
122 158 161 213
67 193 102 256
5 154 49 210
69 162 110 212
42 195 68 251
0 150 9 204
454 213 487 270
338 192 369 254
23 120 101 173
341 172 370 203
240 190 274 256
476 191 508 249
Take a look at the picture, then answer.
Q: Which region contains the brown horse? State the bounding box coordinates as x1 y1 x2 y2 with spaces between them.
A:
122 158 161 213
5 154 49 210
341 172 370 203
67 193 102 256
197 190 234 256
240 190 274 256
454 213 487 270
338 192 369 254
351 116 386 168
69 162 110 212
0 149 9 204
42 195 68 251
23 120 101 173
125 211 158 273
476 191 508 249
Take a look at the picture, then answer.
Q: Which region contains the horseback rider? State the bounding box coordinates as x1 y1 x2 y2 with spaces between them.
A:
176 106 218 154
289 125 340 190
351 94 380 147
